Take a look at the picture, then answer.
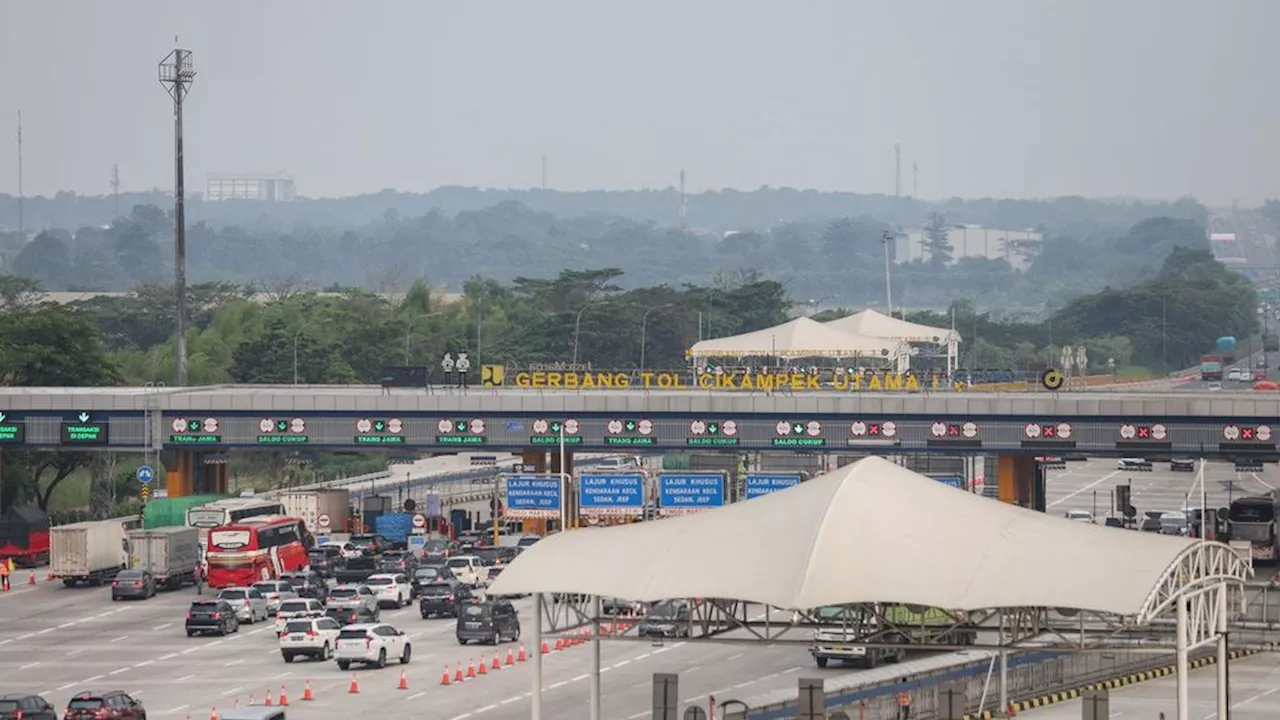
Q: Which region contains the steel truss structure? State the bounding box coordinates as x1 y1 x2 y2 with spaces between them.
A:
526 542 1251 720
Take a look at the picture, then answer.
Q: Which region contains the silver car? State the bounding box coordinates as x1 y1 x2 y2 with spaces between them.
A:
326 584 379 616
218 586 271 624
252 580 299 614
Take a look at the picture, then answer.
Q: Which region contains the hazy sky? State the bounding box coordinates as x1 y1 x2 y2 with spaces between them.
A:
2 0 1277 205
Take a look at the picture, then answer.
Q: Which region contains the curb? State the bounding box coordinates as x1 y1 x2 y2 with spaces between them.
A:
962 647 1266 719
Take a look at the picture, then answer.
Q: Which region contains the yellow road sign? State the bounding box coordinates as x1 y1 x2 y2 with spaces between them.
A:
1041 368 1064 391
481 365 505 387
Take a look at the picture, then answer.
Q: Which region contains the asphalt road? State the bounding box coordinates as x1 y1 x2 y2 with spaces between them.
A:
1044 458 1278 520
1172 348 1277 392
1017 650 1280 719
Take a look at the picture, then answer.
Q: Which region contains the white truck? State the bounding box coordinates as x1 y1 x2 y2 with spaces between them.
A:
127 526 201 590
279 489 350 534
51 519 130 587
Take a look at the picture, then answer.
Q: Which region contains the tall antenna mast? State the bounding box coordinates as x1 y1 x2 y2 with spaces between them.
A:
541 154 547 190
16 111 23 235
159 45 196 386
110 164 120 219
678 169 687 229
894 143 901 197
912 162 918 198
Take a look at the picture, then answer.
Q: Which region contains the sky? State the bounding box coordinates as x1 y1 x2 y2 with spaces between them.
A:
1 0 1278 205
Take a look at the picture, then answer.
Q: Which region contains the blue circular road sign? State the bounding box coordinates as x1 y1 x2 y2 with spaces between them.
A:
136 465 154 486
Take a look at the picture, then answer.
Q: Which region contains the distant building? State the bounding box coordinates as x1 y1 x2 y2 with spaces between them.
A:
897 225 1042 269
205 173 297 202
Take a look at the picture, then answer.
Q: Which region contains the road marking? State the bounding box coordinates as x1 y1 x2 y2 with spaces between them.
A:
165 706 189 714
0 639 12 645
111 635 129 642
478 705 498 713
726 652 744 661
176 674 195 682
36 628 52 635
18 662 38 670
84 675 104 682
407 691 426 700
1048 470 1121 507
550 681 568 689
634 652 650 660
153 623 172 630
95 611 113 619
57 622 76 629
134 660 153 668
274 671 292 678
446 714 474 720
224 659 243 667
572 674 588 682
16 633 33 640
108 668 128 676
221 687 243 697
1251 473 1275 491
613 659 631 667
56 683 78 691
159 653 178 660
500 697 519 704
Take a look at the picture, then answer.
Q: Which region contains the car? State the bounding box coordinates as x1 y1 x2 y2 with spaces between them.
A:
638 600 693 638
64 690 145 720
1117 458 1152 471
1228 367 1249 382
278 570 328 602
0 694 57 719
278 615 343 662
334 622 412 669
251 580 299 614
410 565 454 596
1064 510 1094 523
601 597 637 615
349 534 388 555
325 605 380 626
419 580 475 618
214 707 288 720
217 587 271 624
1254 368 1268 381
186 599 240 637
516 536 541 550
377 550 418 574
365 573 413 608
1159 511 1189 536
274 598 327 633
326 584 379 615
1170 458 1195 472
445 555 489 586
421 538 456 562
455 599 521 645
307 547 341 578
110 569 157 601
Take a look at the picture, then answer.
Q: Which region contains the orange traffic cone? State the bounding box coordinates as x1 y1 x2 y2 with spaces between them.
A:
348 673 360 694
398 669 409 690
491 651 501 670
518 645 528 662
209 707 217 720
554 638 564 651
232 699 239 710
454 662 464 683
540 641 549 654
264 690 272 707
477 658 487 676
506 647 515 666
440 665 452 686
302 680 313 701
279 684 288 706
27 571 35 586
466 658 476 678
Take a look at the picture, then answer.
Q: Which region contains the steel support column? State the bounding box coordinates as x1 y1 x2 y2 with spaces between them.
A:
1217 587 1229 720
590 595 602 720
532 593 544 720
1177 598 1189 720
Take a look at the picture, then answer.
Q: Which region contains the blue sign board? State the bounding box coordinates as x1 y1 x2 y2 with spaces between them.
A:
578 474 644 515
929 474 965 490
744 473 802 499
658 473 725 513
504 476 562 517
136 465 154 486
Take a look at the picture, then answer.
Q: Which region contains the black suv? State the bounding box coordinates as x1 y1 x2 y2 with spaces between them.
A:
325 605 379 626
0 694 56 720
378 550 419 574
1170 458 1195 472
279 570 328 601
455 599 521 645
419 580 473 618
185 599 239 636
307 547 341 578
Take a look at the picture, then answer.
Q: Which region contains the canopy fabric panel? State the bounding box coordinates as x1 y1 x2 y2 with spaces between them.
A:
687 317 901 359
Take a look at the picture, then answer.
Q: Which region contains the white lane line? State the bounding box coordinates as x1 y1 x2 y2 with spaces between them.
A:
18 662 38 670
613 659 631 667
16 633 33 640
57 622 76 629
84 675 104 682
477 705 498 713
726 653 743 661
500 697 519 705
274 671 292 678
446 714 474 720
153 623 172 630
159 653 178 660
95 612 113 618
134 660 153 668
166 706 189 714
36 628 53 635
56 683 78 691
111 635 129 642
634 652 651 660
108 668 128 676
176 674 195 682
0 639 12 645
1048 470 1121 507
407 691 426 700
572 674 588 682
550 681 568 689
224 659 243 667
221 687 243 697
1251 473 1275 491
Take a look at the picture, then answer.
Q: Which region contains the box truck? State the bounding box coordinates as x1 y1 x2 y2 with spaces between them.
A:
51 519 130 587
279 489 350 533
127 526 201 590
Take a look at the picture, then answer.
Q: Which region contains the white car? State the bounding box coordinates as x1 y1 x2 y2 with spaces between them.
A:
1228 367 1249 382
275 598 326 634
279 616 343 662
1064 510 1094 523
327 584 379 615
445 556 490 587
252 580 299 614
366 573 412 608
218 586 271 624
335 623 412 669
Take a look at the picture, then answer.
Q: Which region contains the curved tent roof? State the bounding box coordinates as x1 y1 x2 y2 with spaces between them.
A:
825 309 959 344
687 317 902 359
489 457 1234 617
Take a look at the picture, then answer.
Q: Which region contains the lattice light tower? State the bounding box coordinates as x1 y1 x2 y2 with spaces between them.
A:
158 48 195 386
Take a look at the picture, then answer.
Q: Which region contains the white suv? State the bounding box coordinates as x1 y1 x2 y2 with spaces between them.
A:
335 623 412 669
366 573 412 608
279 616 343 662
275 598 326 634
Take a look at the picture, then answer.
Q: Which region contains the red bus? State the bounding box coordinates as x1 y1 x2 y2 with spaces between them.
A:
206 515 313 588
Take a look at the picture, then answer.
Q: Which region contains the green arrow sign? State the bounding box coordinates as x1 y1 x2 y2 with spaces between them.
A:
276 420 288 432
625 420 637 432
792 423 804 434
550 421 562 433
708 423 720 434
374 420 386 432
78 412 91 423
456 421 467 432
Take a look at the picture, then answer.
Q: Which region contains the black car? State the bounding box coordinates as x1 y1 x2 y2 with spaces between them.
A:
186 599 239 637
64 690 146 720
410 566 454 595
111 569 157 601
307 547 340 578
455 599 521 645
0 694 57 720
325 605 380 626
419 580 473 618
279 570 328 601
378 550 418 574
421 538 456 563
1170 458 1195 472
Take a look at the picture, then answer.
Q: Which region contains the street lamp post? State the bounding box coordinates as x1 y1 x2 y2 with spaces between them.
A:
639 303 675 373
572 300 615 366
293 318 330 385
880 230 896 316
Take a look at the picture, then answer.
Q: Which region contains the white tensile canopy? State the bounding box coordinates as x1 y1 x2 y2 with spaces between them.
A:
824 309 959 344
488 456 1218 617
686 317 901 360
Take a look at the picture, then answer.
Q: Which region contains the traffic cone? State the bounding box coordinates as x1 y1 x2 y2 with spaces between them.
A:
466 658 476 678
302 680 313 701
27 571 35 586
398 669 409 690
264 690 272 707
247 695 254 707
440 665 452 686
506 647 515 666
454 662 464 683
209 707 217 720
518 644 528 662
477 658 487 676
554 638 563 651
540 641 549 654
492 651 501 670
348 673 359 694
279 684 288 706
233 699 240 710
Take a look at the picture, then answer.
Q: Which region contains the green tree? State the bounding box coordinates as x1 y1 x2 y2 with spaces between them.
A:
922 212 953 265
0 304 120 386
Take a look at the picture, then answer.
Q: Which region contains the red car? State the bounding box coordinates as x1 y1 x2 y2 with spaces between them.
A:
63 690 145 720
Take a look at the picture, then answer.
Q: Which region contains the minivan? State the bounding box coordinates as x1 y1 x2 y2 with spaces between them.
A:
455 600 521 645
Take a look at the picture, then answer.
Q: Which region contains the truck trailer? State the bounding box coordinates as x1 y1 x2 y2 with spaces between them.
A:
278 489 350 534
51 519 131 587
127 526 201 590
810 604 978 668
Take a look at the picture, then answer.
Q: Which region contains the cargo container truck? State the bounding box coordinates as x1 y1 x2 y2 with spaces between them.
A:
810 604 978 668
142 493 230 529
51 519 131 586
0 506 50 567
279 489 350 533
1200 355 1225 381
374 512 415 544
126 526 201 590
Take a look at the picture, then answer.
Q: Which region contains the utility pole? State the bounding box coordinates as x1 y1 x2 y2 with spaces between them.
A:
159 46 195 386
110 164 120 220
15 111 22 236
912 161 918 198
894 143 901 197
678 169 687 229
541 154 547 190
